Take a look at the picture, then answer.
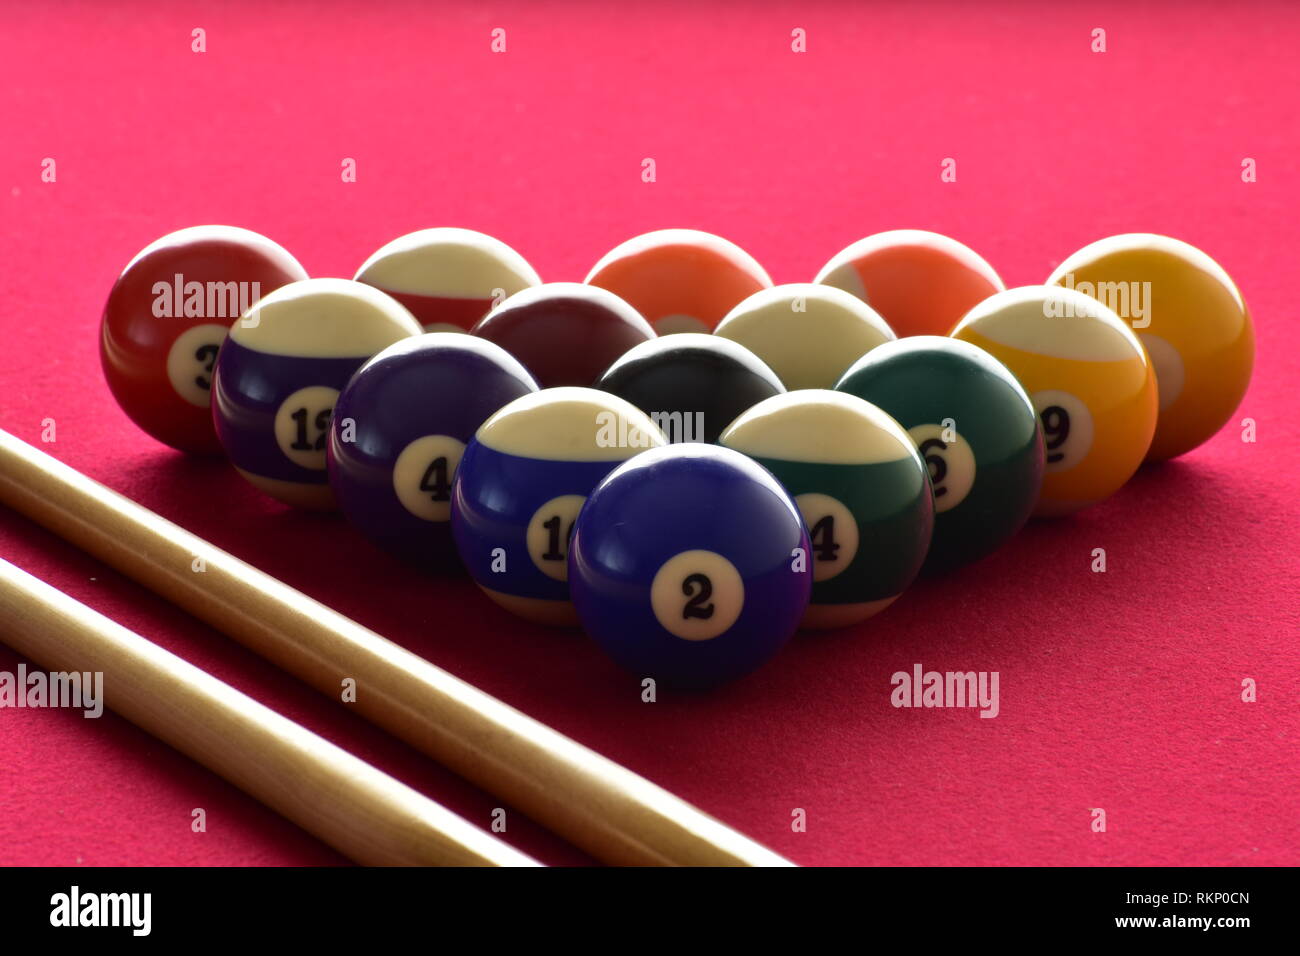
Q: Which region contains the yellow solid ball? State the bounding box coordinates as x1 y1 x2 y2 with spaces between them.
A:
1047 234 1254 461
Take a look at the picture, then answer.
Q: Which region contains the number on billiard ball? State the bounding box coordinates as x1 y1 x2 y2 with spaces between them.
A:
681 573 715 619
525 494 588 581
647 547 747 642
1040 405 1070 464
917 437 950 499
194 343 220 392
539 514 576 563
808 515 841 562
419 456 453 503
389 434 470 524
270 385 344 473
903 424 977 515
289 405 332 452
789 493 860 583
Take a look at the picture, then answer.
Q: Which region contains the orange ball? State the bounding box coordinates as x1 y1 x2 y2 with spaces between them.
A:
815 230 1004 338
585 229 771 335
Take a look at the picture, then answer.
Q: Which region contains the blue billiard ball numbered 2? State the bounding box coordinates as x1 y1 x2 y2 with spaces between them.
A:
569 444 813 688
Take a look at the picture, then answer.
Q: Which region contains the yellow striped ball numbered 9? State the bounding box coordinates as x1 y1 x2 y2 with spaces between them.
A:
950 286 1157 517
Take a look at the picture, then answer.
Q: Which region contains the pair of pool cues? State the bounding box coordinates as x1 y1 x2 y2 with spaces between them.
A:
0 428 792 867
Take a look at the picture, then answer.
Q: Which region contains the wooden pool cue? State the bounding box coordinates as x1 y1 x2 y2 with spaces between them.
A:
0 557 538 867
0 431 792 866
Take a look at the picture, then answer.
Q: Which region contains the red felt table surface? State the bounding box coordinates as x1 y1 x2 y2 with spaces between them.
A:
1 0 1297 868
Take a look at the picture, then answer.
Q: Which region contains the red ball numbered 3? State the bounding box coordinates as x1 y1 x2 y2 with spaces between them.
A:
100 225 307 454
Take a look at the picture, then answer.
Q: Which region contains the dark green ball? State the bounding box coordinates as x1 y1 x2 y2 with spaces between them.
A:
719 390 933 628
836 336 1044 572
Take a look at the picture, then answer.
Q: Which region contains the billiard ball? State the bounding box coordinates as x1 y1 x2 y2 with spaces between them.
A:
451 387 668 625
101 225 307 454
1046 234 1254 461
327 334 538 563
354 227 541 332
585 229 772 334
212 278 422 509
569 443 812 687
593 334 784 444
713 283 896 389
470 283 656 387
835 337 1043 572
815 230 1004 338
719 391 933 628
950 286 1157 517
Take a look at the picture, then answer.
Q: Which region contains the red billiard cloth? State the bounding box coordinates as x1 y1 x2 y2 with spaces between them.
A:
0 1 1296 866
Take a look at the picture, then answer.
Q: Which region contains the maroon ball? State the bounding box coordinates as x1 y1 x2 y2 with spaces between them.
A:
470 282 656 387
